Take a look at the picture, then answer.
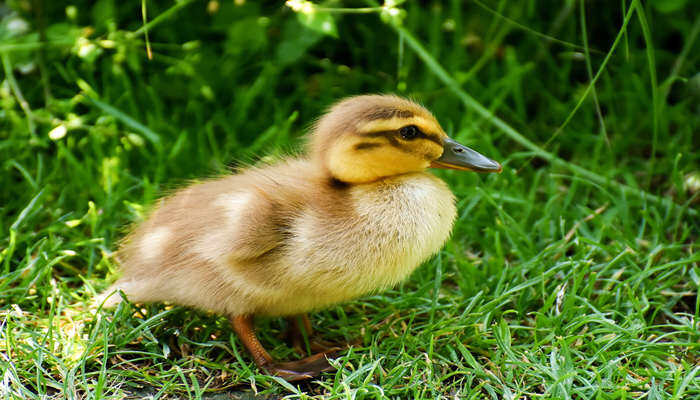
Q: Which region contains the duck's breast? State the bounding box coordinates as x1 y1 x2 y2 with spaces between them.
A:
284 172 457 306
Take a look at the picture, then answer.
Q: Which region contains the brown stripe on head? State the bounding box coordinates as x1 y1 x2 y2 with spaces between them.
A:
365 108 415 121
356 113 446 139
310 94 443 148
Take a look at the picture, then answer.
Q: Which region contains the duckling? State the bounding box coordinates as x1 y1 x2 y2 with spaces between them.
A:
97 95 501 380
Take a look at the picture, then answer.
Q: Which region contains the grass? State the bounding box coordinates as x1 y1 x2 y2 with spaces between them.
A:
1 0 699 398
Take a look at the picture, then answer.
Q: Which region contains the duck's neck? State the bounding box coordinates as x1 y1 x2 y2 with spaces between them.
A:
327 177 350 189
320 164 431 190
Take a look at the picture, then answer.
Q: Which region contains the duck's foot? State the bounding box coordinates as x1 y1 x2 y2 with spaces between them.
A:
263 352 336 381
230 314 336 382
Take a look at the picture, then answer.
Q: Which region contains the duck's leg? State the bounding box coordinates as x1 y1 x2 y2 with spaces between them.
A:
286 314 312 353
286 314 344 354
229 315 335 381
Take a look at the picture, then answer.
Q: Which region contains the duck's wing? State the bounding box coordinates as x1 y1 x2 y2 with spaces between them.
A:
163 179 294 264
116 159 318 278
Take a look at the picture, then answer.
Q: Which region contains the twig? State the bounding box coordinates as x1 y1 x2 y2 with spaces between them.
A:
579 0 609 147
1 51 36 136
129 0 198 38
538 0 637 156
32 0 52 104
472 0 600 54
141 0 153 60
660 15 700 107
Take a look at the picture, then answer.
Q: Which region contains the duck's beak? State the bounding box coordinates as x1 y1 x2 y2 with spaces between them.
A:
430 137 502 173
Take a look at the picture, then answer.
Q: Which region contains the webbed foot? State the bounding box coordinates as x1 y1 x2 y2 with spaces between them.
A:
264 352 336 381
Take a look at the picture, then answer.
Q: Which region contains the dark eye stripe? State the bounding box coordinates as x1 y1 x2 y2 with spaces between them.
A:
361 130 442 146
423 134 442 145
363 130 398 138
361 129 443 146
355 138 436 160
354 142 383 151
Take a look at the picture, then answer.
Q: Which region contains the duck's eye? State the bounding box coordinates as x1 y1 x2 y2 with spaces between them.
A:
399 125 421 140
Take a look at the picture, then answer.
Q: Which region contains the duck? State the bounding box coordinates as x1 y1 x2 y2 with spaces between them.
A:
96 94 501 381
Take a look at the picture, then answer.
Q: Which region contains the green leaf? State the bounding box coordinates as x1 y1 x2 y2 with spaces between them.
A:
690 267 700 287
226 17 267 55
92 0 117 32
297 9 338 38
275 18 323 66
651 0 688 13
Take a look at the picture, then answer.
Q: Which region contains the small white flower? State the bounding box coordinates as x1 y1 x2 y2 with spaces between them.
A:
48 125 67 141
77 38 97 59
7 17 30 35
684 172 700 193
65 219 82 228
286 0 314 14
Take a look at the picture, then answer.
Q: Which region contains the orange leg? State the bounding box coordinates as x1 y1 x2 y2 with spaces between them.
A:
286 314 312 353
286 314 345 355
230 315 335 381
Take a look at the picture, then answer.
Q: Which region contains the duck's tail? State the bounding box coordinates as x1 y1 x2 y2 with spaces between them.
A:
91 279 150 310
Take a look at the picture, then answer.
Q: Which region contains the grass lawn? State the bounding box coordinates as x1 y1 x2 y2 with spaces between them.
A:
1 0 698 398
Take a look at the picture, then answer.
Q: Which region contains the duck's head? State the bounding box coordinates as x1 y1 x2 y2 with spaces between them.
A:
310 95 502 184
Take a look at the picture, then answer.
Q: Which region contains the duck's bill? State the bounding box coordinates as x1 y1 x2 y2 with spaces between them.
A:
430 137 502 173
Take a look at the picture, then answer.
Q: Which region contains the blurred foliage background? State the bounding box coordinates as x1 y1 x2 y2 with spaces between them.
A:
0 0 698 398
